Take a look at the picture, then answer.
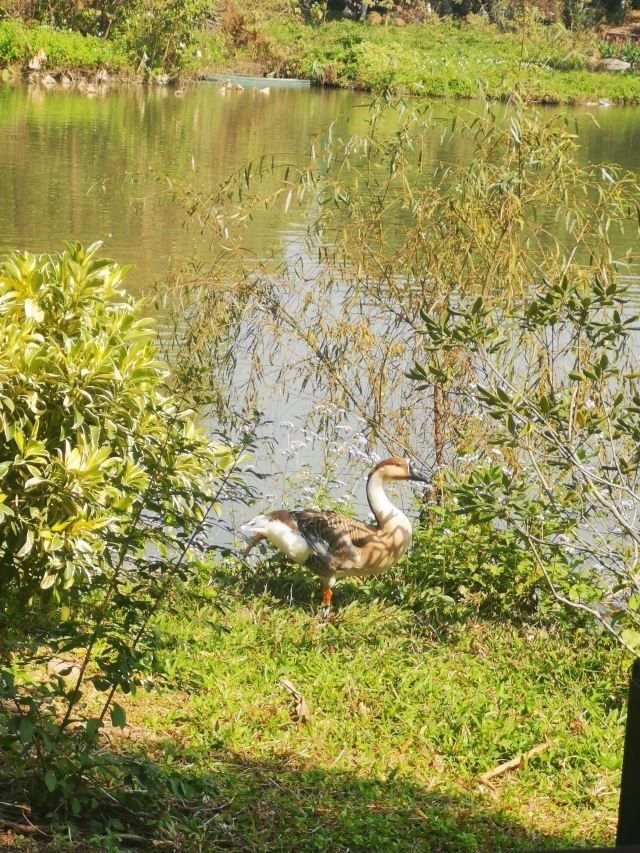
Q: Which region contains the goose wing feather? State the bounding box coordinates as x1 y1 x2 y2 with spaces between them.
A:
291 511 375 570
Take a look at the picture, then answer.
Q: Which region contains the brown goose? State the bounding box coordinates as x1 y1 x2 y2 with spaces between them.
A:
240 458 430 611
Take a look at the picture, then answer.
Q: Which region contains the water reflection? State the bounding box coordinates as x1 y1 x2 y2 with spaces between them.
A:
3 82 640 528
2 82 640 291
0 82 370 291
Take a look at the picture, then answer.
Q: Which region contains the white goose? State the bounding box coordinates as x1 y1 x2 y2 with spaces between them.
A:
240 458 430 611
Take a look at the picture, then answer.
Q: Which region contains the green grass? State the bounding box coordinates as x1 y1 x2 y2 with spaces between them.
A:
16 561 625 850
209 11 640 104
0 19 129 72
4 7 640 103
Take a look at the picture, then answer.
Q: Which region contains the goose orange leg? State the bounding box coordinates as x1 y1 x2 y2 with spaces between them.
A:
320 586 333 618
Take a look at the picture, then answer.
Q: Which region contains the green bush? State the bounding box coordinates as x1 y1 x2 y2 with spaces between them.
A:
0 243 242 814
0 19 25 65
421 272 640 656
369 501 542 624
0 1 205 72
111 0 213 71
0 19 128 70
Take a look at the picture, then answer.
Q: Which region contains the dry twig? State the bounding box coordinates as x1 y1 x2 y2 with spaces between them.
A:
0 816 49 836
479 742 550 784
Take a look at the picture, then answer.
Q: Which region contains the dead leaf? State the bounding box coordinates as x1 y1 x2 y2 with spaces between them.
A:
295 695 311 724
278 677 312 724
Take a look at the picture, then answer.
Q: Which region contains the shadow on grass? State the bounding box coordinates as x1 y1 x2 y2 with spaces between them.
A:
7 747 591 851
213 554 392 614
212 556 475 642
214 553 567 638
180 750 584 851
230 751 603 850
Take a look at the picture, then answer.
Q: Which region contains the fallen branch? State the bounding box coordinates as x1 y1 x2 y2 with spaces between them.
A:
107 833 175 849
0 802 31 814
0 816 49 836
479 742 550 784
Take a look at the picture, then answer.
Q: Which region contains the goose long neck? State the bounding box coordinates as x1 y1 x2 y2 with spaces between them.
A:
367 471 408 529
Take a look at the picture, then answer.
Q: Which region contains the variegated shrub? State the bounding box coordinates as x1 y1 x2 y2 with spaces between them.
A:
0 243 244 812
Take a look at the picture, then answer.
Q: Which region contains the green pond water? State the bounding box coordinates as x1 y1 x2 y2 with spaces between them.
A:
2 82 640 519
2 81 640 294
0 82 370 293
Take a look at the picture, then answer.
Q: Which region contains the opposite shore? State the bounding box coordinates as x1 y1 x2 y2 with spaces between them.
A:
3 12 640 105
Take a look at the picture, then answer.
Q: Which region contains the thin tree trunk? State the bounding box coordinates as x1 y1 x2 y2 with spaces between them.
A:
433 381 445 470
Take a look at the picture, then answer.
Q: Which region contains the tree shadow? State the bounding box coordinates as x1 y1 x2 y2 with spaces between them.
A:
212 556 471 645
182 751 594 851
214 553 578 640
22 745 601 851
202 750 598 851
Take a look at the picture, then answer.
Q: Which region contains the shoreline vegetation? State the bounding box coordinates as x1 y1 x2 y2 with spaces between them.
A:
3 4 640 103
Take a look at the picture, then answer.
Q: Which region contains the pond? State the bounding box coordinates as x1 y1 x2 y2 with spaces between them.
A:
0 81 370 292
2 80 640 524
3 82 640 289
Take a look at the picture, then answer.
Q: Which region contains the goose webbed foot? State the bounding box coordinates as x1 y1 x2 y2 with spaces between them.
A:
318 586 333 619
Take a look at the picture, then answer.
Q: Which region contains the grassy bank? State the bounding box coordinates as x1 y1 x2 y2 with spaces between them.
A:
3 561 627 850
0 19 129 74
4 9 640 103
205 7 640 104
3 7 640 104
